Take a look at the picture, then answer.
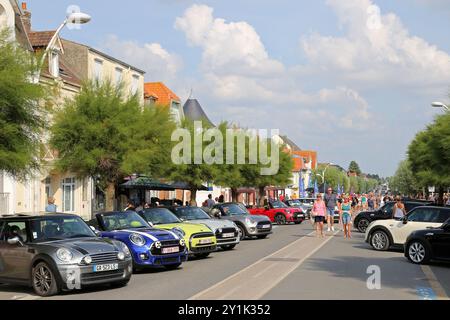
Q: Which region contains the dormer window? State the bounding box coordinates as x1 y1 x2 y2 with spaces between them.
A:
49 51 59 78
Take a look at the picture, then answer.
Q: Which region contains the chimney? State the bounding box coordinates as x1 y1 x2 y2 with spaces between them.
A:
21 2 32 33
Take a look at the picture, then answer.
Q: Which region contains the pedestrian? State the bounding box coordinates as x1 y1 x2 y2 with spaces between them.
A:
206 194 216 208
340 195 352 238
45 197 57 213
144 202 150 209
324 187 338 232
367 194 375 211
311 194 326 237
392 196 406 220
124 200 136 212
218 195 225 203
185 201 190 207
361 194 367 210
135 201 144 213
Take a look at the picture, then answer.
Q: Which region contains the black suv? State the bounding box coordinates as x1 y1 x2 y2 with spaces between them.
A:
354 200 433 233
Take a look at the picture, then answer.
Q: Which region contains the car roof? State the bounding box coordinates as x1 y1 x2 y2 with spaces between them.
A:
412 205 450 211
0 213 80 220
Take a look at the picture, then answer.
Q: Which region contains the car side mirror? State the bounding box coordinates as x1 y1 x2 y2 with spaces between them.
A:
402 216 408 224
7 236 23 246
211 209 221 218
90 226 101 236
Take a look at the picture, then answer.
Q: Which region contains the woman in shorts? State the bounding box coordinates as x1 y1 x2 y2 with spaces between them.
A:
341 196 352 238
312 194 326 237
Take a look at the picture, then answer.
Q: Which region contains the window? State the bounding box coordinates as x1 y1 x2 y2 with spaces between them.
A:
93 59 103 81
62 178 76 212
169 191 176 199
44 177 51 199
0 221 28 242
407 208 439 223
49 51 59 78
115 67 123 86
132 74 140 94
82 178 88 202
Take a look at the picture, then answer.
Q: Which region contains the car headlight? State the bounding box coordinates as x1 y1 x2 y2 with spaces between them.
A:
154 241 162 249
122 245 131 257
56 248 73 262
129 233 146 246
245 218 252 225
172 227 185 237
117 252 125 260
82 255 92 265
179 239 186 247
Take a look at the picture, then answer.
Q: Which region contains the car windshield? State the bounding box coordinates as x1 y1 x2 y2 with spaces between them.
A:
172 207 211 220
271 200 288 209
99 212 150 231
30 216 96 242
141 208 181 225
287 200 301 207
221 203 249 216
299 199 315 205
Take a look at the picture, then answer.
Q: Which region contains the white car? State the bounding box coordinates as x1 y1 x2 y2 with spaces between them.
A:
365 206 450 251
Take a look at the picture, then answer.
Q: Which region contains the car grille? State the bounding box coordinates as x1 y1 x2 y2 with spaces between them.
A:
153 257 181 265
191 245 216 253
257 221 272 229
81 269 124 284
190 232 216 246
90 252 119 264
215 228 238 239
150 239 184 256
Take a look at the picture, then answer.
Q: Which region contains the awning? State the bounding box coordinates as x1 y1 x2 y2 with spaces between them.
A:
119 177 175 190
168 181 209 191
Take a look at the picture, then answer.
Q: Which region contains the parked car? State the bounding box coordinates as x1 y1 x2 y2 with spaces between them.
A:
209 203 273 240
365 206 450 251
0 214 132 297
248 200 304 225
354 201 433 233
284 198 314 219
90 211 188 270
138 207 218 258
404 218 450 264
167 206 240 251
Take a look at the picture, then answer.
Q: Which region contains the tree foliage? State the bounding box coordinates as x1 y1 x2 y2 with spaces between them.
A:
0 28 47 178
348 161 361 175
389 160 418 195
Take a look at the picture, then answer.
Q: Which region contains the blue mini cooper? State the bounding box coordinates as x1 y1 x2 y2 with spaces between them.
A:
91 211 188 271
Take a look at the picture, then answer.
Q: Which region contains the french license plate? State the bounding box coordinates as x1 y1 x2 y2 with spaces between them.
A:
222 233 235 238
93 263 119 272
262 224 271 229
199 238 213 244
162 246 180 254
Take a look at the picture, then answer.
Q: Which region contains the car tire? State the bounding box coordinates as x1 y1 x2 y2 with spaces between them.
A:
257 235 268 239
194 253 210 259
370 230 390 251
406 241 431 265
32 262 60 297
275 214 286 225
165 263 182 270
237 225 246 241
221 244 236 251
357 218 370 233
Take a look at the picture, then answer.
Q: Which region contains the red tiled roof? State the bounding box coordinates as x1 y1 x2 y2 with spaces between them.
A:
28 31 56 47
144 82 180 106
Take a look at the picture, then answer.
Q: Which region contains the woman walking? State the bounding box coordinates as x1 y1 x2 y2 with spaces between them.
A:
341 196 352 238
392 196 407 220
312 194 327 237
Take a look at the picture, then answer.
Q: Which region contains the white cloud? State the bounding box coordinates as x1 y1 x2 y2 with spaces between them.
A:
101 35 183 82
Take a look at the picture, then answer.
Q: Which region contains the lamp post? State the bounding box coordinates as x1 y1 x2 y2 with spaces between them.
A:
431 101 449 112
35 11 91 82
316 163 333 194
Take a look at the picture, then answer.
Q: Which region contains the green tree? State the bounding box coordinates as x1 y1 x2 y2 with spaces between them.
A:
0 29 47 178
50 80 175 210
348 161 362 175
389 160 418 196
408 111 450 204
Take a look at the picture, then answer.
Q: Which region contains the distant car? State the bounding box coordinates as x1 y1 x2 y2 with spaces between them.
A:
209 203 273 240
138 207 218 258
365 206 450 251
404 218 450 264
284 198 315 219
354 201 433 233
248 200 304 225
0 214 132 297
167 206 240 252
91 211 188 270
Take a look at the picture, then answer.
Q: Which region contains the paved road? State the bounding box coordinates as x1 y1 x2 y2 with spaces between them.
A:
1 222 449 300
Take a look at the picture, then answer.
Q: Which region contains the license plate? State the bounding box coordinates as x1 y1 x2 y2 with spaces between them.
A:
162 246 180 254
262 224 271 229
93 263 119 272
199 238 213 244
222 233 235 238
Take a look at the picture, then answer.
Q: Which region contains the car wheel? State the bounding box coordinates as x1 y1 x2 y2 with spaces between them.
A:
194 253 210 259
275 214 286 225
165 263 182 270
237 225 246 240
32 262 60 297
257 235 268 239
407 241 431 264
357 218 370 233
222 244 236 251
370 230 390 251
110 279 130 288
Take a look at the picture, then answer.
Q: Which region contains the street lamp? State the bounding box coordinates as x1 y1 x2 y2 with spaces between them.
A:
431 101 449 112
316 163 333 193
36 11 91 82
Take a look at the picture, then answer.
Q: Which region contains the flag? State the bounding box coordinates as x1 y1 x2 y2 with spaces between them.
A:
299 177 305 198
314 180 319 196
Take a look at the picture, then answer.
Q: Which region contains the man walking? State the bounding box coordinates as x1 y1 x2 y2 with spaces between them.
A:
324 188 338 232
206 194 216 208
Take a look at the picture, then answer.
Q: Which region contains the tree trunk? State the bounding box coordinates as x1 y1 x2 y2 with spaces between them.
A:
190 189 198 207
231 188 238 202
105 182 116 211
257 186 266 207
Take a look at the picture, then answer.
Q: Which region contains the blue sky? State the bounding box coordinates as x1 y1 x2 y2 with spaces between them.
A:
26 0 450 177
